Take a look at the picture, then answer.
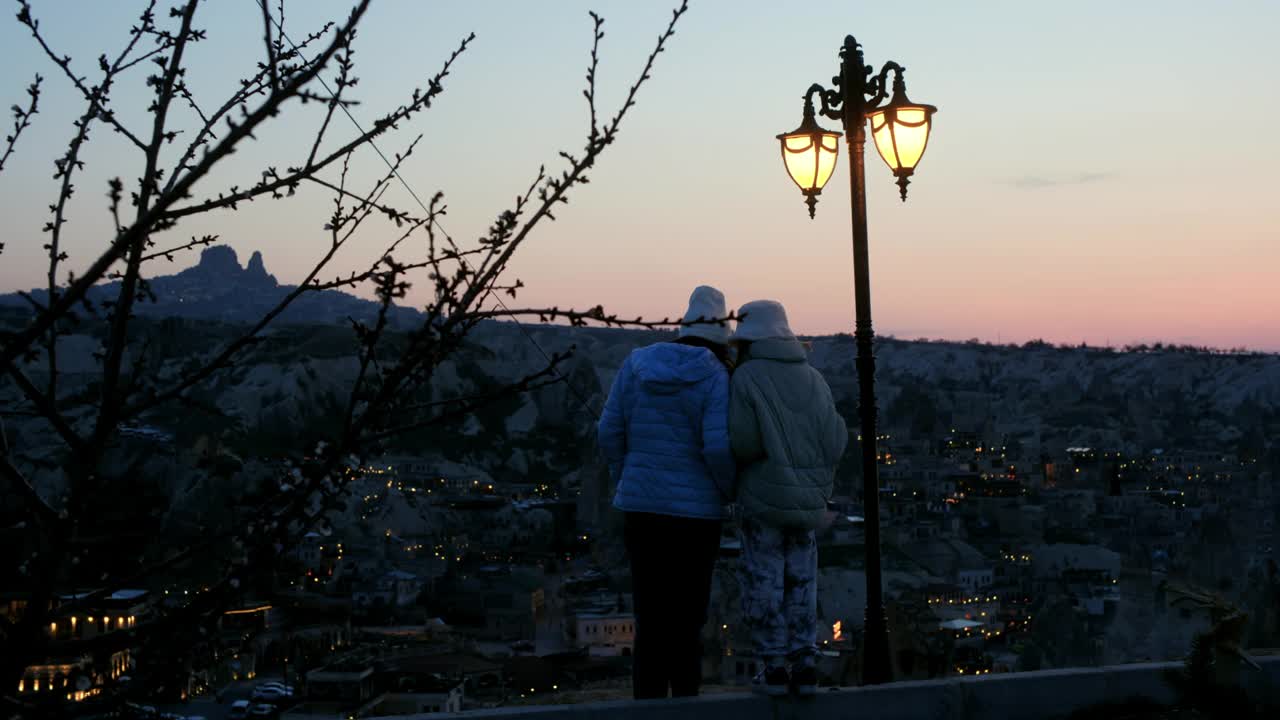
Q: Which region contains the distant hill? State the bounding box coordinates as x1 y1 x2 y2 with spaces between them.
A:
2 249 1277 517
0 244 423 327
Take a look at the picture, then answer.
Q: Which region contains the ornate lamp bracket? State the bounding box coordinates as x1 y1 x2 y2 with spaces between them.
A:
802 83 842 124
868 61 905 111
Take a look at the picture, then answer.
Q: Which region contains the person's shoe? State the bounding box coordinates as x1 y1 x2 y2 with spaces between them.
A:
751 666 789 697
790 664 818 696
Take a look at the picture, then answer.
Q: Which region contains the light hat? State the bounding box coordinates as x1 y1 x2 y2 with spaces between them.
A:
677 285 730 345
731 299 795 341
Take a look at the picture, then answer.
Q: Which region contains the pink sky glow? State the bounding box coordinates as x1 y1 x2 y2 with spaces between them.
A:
1 1 1276 351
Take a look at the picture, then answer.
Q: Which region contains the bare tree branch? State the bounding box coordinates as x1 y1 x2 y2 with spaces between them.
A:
0 0 374 370
161 20 337 197
369 349 575 442
0 2 695 707
140 233 220 263
463 305 736 329
0 73 41 177
0 456 61 527
305 175 421 225
585 12 603 142
2 362 86 455
124 133 423 418
159 33 473 222
92 0 201 452
43 72 107 400
258 0 280 91
14 0 160 153
460 0 689 316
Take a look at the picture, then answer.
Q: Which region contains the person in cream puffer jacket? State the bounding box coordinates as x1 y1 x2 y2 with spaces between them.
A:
728 299 847 696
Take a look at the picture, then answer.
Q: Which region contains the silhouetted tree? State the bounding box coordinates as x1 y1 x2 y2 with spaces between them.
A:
0 1 698 716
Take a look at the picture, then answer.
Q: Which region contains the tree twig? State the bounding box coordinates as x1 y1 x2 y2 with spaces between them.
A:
0 74 41 177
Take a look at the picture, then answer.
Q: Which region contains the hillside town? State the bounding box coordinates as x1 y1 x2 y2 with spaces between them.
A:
8 406 1278 717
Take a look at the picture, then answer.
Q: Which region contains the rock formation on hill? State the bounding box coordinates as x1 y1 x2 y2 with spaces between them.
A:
0 244 419 326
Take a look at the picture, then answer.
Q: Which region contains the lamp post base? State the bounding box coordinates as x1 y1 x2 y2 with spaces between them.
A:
862 605 892 685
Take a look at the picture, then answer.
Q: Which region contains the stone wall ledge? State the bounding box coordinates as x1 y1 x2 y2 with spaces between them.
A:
375 656 1280 720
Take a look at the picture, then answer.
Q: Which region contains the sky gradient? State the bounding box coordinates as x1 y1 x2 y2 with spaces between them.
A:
1 1 1277 350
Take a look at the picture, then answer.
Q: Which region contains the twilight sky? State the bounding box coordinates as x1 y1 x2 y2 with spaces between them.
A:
1 1 1277 350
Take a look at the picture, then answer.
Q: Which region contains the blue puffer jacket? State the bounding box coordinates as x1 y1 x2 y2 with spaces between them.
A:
598 342 735 520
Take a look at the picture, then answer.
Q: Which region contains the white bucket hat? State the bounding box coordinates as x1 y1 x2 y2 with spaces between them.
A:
677 285 730 345
731 299 795 341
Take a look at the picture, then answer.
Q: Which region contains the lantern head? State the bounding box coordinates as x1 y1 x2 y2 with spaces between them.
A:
777 99 841 218
867 75 936 201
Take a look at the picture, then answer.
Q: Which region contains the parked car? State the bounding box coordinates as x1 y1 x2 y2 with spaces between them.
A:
252 681 294 697
249 703 278 719
256 681 293 691
228 700 251 720
251 687 292 703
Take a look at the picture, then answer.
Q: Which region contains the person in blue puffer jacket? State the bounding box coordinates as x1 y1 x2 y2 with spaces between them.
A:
597 285 735 700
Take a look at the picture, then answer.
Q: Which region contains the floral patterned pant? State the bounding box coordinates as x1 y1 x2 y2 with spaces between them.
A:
739 517 818 666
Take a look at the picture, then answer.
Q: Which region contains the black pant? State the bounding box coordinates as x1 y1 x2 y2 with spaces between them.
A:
623 511 721 699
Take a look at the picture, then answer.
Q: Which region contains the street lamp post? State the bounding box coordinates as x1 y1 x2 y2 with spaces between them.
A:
776 35 936 686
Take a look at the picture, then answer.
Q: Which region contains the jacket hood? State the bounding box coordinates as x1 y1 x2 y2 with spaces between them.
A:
741 337 807 363
630 342 723 393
